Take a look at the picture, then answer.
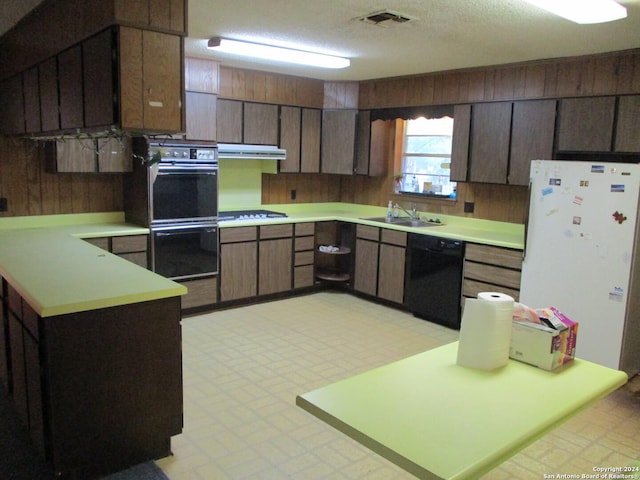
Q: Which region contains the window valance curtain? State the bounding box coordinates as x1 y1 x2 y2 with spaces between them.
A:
370 105 454 121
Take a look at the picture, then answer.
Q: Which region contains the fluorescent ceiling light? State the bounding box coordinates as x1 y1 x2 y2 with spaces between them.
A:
207 37 350 69
521 0 627 24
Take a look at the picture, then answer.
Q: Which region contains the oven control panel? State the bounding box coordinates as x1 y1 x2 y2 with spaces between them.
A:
149 144 217 163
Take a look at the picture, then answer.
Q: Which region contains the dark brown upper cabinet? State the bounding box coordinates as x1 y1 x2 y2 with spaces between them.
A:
557 97 615 152
355 111 392 177
279 106 302 173
83 29 116 128
300 108 321 173
508 99 557 186
321 109 357 175
615 95 640 153
215 99 243 143
469 102 512 184
452 100 556 186
23 67 42 134
243 103 279 145
450 104 471 183
58 45 84 130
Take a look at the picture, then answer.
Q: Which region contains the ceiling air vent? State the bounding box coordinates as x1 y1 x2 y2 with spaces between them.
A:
356 9 416 26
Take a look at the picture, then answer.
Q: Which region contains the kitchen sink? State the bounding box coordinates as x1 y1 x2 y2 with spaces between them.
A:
361 217 444 227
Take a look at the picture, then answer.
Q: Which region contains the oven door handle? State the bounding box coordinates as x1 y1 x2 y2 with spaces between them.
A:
153 224 218 234
157 166 218 174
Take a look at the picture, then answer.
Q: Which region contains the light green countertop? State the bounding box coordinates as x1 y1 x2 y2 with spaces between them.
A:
0 204 522 317
220 203 524 249
297 342 627 480
0 213 186 318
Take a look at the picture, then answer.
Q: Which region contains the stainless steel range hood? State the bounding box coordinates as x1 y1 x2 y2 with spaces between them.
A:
217 143 286 160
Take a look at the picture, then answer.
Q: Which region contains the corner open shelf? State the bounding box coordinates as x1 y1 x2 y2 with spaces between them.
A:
314 222 355 285
316 246 351 282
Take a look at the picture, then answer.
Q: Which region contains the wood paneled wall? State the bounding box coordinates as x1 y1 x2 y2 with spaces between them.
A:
4 49 639 222
263 49 640 224
219 66 325 107
262 174 341 204
359 49 640 108
0 137 123 217
324 82 359 109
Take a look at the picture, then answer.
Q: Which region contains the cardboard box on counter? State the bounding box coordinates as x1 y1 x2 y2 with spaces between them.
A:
509 307 578 370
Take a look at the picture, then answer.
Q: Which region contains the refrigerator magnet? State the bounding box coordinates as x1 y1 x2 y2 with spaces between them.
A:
591 165 605 173
573 196 583 205
572 216 582 225
613 211 627 224
611 184 625 193
579 180 589 187
542 187 554 196
608 286 624 302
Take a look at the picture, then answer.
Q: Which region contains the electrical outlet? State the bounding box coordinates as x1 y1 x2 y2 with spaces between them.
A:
290 189 297 200
0 197 7 212
464 201 474 213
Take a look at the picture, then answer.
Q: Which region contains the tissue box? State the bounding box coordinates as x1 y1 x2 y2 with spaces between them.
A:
509 307 578 370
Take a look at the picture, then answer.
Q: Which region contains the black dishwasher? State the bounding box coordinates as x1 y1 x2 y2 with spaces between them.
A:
405 234 465 329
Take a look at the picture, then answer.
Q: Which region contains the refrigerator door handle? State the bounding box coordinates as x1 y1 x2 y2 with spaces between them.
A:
522 180 531 263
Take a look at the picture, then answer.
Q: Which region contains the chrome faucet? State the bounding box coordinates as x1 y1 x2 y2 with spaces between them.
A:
394 203 419 219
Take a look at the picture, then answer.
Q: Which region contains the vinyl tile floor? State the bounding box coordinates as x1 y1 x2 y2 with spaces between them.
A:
156 291 640 479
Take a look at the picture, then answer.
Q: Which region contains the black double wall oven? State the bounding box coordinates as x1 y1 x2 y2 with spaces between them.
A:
149 142 219 280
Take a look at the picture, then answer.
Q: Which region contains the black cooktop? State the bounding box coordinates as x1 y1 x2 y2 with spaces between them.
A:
218 209 288 222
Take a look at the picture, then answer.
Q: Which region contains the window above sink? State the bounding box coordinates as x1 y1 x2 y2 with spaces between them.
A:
397 116 457 198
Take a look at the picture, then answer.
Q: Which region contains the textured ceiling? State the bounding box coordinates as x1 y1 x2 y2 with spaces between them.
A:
186 0 640 80
2 0 640 81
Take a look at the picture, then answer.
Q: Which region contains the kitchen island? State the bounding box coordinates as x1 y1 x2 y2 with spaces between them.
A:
0 213 187 478
297 342 627 480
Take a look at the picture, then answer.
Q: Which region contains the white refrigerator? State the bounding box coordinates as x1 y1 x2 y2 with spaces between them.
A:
520 160 640 375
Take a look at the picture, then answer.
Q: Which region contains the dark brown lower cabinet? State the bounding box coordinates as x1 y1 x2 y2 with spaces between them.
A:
220 226 258 302
259 238 293 295
259 224 294 296
353 225 406 305
354 237 379 296
377 230 407 305
2 280 183 478
180 276 218 309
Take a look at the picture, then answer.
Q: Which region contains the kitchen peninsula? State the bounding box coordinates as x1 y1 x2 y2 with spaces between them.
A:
0 213 186 478
297 342 628 480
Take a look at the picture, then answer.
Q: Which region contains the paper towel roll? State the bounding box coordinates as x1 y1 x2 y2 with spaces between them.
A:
456 292 515 370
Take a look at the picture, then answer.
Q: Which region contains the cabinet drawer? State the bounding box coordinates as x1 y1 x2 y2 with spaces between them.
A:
464 262 522 289
260 224 293 239
85 237 110 250
295 222 315 236
356 224 379 241
181 276 218 309
295 236 315 252
112 235 148 253
463 279 520 302
295 250 314 266
381 229 407 246
465 243 522 270
220 226 257 243
294 265 314 289
118 252 148 268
